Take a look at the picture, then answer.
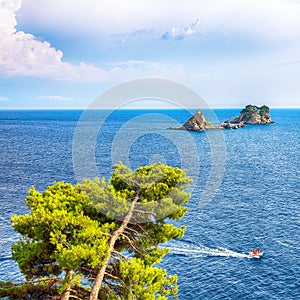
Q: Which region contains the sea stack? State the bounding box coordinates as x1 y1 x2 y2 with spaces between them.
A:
225 105 275 125
173 109 224 131
180 109 212 131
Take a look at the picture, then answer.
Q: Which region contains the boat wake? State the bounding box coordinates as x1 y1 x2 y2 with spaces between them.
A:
167 241 250 259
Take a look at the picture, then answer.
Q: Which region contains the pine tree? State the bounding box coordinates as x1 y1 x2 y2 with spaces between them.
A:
2 162 191 299
83 162 191 300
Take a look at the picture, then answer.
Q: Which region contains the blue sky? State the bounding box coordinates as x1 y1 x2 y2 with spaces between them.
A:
0 0 299 109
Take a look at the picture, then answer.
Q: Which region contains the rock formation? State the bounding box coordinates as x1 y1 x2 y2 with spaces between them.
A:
180 109 211 130
171 105 274 132
219 122 244 129
174 109 224 131
225 105 275 125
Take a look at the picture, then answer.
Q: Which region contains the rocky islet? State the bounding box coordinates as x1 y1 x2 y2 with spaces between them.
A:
172 105 275 131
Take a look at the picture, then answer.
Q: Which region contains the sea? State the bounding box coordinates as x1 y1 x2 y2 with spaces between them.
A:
0 108 299 299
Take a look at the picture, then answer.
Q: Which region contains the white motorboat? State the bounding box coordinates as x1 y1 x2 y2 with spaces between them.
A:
248 249 263 258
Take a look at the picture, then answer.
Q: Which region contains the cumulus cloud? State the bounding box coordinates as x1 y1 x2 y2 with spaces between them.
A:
0 0 120 81
161 18 201 40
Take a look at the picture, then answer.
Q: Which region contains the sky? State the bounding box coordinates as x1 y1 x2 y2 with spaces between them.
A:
0 0 300 109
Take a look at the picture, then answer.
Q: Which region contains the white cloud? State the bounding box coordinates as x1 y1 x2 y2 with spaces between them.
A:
0 0 121 81
161 18 201 40
1 0 299 108
0 0 20 35
18 0 300 40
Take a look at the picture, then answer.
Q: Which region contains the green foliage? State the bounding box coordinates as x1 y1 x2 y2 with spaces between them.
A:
118 258 178 300
7 162 192 299
259 105 270 116
11 182 111 296
0 279 59 299
245 104 258 113
241 104 270 118
82 162 191 299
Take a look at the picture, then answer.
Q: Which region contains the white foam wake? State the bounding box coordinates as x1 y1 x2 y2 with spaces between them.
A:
168 241 250 259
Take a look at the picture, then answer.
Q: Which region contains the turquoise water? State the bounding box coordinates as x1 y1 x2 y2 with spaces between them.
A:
0 109 299 299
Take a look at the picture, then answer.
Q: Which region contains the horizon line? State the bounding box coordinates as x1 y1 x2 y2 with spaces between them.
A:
0 106 300 110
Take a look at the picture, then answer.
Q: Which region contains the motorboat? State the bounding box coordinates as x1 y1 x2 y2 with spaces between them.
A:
248 249 263 258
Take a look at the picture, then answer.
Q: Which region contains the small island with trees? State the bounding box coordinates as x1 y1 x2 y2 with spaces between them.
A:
224 104 275 126
172 104 275 131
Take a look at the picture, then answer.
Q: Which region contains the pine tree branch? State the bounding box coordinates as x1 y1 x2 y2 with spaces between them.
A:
104 272 127 289
69 295 82 299
89 194 139 300
120 233 144 258
133 222 153 241
125 226 140 235
103 279 125 295
111 250 128 261
0 277 60 289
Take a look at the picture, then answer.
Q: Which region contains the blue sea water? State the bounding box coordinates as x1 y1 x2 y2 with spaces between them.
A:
0 109 299 299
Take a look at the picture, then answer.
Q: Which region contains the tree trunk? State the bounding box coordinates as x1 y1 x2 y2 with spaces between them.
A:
89 195 139 300
61 269 72 300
